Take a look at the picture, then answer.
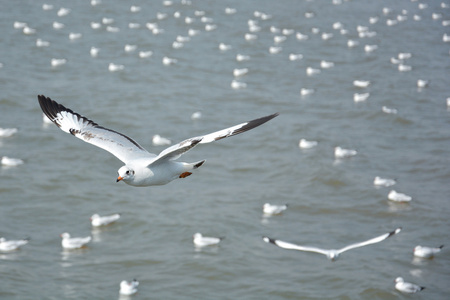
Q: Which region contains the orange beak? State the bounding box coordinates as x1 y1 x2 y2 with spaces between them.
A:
117 176 123 182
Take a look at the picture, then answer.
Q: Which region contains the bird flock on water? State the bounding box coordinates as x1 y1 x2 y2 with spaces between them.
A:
2 0 449 297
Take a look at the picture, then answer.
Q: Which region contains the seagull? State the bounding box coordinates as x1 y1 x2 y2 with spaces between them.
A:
120 279 139 296
152 134 171 146
263 228 401 261
193 233 224 247
108 63 124 72
413 245 443 259
298 139 317 149
394 277 425 294
90 213 121 227
388 190 412 202
0 237 30 252
353 92 370 102
0 128 18 137
1 156 24 166
60 232 91 249
263 203 288 215
38 96 278 187
233 68 249 77
382 106 398 114
334 146 357 158
373 176 396 187
353 80 370 88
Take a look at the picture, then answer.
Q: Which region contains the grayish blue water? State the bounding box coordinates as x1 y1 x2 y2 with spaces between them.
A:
0 0 449 299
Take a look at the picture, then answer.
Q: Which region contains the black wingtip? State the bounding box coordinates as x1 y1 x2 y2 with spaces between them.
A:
262 236 276 245
438 245 444 249
388 227 402 237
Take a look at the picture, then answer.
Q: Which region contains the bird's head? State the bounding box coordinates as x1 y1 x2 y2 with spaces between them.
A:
117 166 135 183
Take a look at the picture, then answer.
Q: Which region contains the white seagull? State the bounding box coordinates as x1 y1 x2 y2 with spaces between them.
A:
263 228 401 261
373 176 396 187
193 233 224 247
388 190 412 202
120 279 139 296
0 128 18 137
0 237 30 252
334 146 357 158
263 203 288 215
394 277 425 294
1 156 24 166
90 213 121 227
60 232 91 249
413 245 443 259
38 96 278 187
299 139 318 149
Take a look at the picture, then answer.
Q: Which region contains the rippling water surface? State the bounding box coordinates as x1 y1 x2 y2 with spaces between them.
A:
1 0 449 299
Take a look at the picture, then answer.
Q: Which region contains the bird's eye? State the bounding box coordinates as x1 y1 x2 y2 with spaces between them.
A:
126 170 130 175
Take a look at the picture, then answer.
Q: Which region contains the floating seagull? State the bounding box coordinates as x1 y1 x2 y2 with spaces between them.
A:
1 156 24 166
353 80 370 88
236 54 250 62
0 237 30 252
263 228 401 261
108 63 124 72
0 128 18 137
394 277 425 294
233 68 248 77
90 213 121 227
162 56 177 65
373 176 396 187
120 279 139 296
382 106 398 114
152 134 171 146
60 232 91 249
139 51 153 58
193 233 224 247
231 80 247 89
191 111 202 120
388 190 412 202
51 58 67 67
413 245 443 259
36 38 50 47
38 96 277 187
417 79 429 88
300 88 315 97
289 54 303 61
90 47 99 58
298 139 317 149
263 203 288 215
334 147 357 158
353 92 370 102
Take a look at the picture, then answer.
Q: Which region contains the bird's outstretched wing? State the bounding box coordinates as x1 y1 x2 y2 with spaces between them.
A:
151 113 279 165
337 227 402 254
38 95 154 164
263 236 330 256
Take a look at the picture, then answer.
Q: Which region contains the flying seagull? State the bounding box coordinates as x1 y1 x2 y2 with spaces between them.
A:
263 227 401 261
38 95 278 187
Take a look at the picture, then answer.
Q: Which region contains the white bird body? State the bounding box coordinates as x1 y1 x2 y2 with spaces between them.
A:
299 139 317 149
353 80 370 88
0 237 29 252
263 228 401 261
395 277 425 293
1 156 24 166
373 176 396 187
0 128 18 137
334 147 357 158
382 106 398 114
193 233 223 247
38 96 277 187
263 203 288 215
152 134 172 146
231 80 247 89
61 232 91 249
413 245 443 258
108 63 124 72
90 213 121 227
353 93 370 102
233 68 249 77
120 279 139 295
51 58 67 67
388 190 412 202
